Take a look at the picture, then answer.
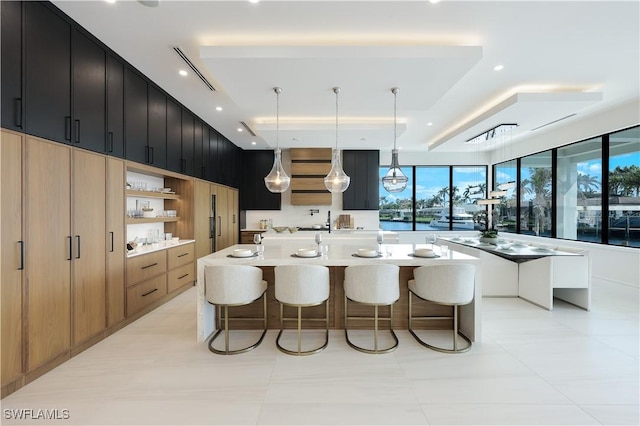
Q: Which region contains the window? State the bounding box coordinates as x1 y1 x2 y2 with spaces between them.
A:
414 166 450 230
494 160 517 234
452 166 486 231
556 137 602 242
378 166 413 231
608 128 640 247
520 151 553 236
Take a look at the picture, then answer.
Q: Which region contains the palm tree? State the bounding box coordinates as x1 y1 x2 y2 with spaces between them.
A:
522 167 552 233
437 187 449 206
577 173 600 203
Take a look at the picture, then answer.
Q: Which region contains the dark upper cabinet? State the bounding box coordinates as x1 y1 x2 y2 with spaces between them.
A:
24 1 71 144
181 109 194 176
342 150 380 210
241 150 280 210
206 128 219 183
124 67 148 164
1 1 23 131
193 119 204 179
165 98 182 173
72 29 105 152
147 84 167 168
106 54 124 158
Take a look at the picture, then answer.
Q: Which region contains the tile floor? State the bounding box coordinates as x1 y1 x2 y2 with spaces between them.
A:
2 281 638 425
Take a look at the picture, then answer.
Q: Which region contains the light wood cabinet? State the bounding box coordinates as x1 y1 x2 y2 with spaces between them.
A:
167 244 194 270
1 130 24 391
126 250 167 287
106 158 125 327
290 148 332 205
215 184 229 250
72 150 107 346
167 263 194 293
126 274 167 317
25 136 72 371
194 180 213 259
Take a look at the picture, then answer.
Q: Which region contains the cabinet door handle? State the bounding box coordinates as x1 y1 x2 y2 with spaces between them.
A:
109 232 114 253
217 216 222 237
67 236 72 260
232 214 236 224
65 117 72 141
150 146 154 164
177 252 189 258
145 145 150 163
18 241 24 270
178 273 189 280
141 288 158 297
181 159 186 173
107 132 114 153
141 262 158 270
14 98 22 128
75 235 81 259
209 217 214 238
74 120 80 144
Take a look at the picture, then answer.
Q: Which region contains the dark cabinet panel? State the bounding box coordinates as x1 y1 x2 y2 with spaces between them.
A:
165 98 182 173
206 128 219 182
24 1 71 144
343 150 380 210
241 150 280 210
193 119 204 178
124 68 147 164
181 110 194 176
147 84 167 168
106 54 124 158
72 29 105 152
1 0 23 131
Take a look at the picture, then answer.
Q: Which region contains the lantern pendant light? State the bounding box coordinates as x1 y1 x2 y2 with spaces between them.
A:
264 87 291 193
381 87 408 193
324 87 350 193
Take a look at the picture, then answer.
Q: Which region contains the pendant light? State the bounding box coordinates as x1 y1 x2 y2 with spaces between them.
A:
324 87 350 193
381 87 408 193
264 87 291 193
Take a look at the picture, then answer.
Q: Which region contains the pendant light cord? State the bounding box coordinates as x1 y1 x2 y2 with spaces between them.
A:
335 88 339 150
276 89 280 150
393 89 397 151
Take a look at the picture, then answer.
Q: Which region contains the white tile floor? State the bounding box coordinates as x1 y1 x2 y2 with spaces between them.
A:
2 281 638 426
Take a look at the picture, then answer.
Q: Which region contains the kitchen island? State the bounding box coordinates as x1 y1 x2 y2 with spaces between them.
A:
196 242 482 344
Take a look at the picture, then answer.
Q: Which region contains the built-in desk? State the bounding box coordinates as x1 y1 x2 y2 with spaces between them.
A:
439 237 590 310
197 243 481 343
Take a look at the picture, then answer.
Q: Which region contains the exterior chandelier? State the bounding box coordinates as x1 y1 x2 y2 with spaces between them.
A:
324 87 350 193
381 87 408 193
264 87 291 193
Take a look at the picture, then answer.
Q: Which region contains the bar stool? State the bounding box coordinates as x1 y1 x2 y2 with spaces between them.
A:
204 265 268 355
408 264 475 353
274 265 330 356
344 264 400 354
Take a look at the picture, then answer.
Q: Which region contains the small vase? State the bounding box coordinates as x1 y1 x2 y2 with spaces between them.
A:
479 237 498 245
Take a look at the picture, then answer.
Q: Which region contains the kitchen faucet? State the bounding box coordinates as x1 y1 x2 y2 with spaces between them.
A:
326 210 331 233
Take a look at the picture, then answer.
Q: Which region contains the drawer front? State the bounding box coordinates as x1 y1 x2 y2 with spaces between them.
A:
126 275 167 317
126 251 167 286
167 244 194 270
167 262 195 293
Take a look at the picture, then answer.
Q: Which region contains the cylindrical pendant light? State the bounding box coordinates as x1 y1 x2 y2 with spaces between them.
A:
264 87 291 193
324 87 350 193
381 87 408 193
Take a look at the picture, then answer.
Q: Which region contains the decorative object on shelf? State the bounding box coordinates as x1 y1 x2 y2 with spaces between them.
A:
264 87 291 193
324 87 350 193
381 87 408 193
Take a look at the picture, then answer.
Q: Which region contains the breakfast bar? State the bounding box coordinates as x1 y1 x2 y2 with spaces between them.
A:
196 243 482 343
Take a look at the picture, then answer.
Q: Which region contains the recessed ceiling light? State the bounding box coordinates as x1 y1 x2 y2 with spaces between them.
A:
249 0 260 3
251 141 257 145
178 69 188 76
427 122 433 126
215 106 222 111
237 128 243 132
292 138 299 141
494 64 504 71
105 0 116 4
429 0 441 4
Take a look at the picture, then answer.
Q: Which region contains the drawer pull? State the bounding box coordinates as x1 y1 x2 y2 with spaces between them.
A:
178 273 189 280
141 262 158 270
177 253 189 258
141 288 158 297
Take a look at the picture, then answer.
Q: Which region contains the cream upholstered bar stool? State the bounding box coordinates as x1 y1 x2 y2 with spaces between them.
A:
204 265 268 355
274 265 330 356
344 264 400 354
408 264 475 353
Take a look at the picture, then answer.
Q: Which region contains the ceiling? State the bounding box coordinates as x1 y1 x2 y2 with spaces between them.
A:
52 0 640 154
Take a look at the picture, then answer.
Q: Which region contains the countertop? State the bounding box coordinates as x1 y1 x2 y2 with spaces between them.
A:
126 239 195 258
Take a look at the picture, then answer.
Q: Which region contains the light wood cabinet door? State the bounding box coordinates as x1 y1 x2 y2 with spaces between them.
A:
106 158 125 327
194 180 212 259
215 185 229 250
231 189 239 246
25 137 71 371
167 243 195 270
72 150 106 346
1 130 24 387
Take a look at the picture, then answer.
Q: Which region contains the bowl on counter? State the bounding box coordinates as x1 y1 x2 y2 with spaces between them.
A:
272 226 288 233
296 248 318 257
414 248 435 258
357 248 378 258
232 248 253 258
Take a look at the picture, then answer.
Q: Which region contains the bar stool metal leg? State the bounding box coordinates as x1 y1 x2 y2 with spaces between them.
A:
344 295 398 354
276 301 329 356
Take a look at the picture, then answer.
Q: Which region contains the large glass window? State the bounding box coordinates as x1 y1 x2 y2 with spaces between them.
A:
608 128 640 247
494 160 517 233
378 166 413 231
415 166 450 230
452 166 486 231
520 151 553 236
556 138 602 242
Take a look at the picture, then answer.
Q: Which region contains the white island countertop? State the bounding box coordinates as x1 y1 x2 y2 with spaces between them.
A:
196 243 481 343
